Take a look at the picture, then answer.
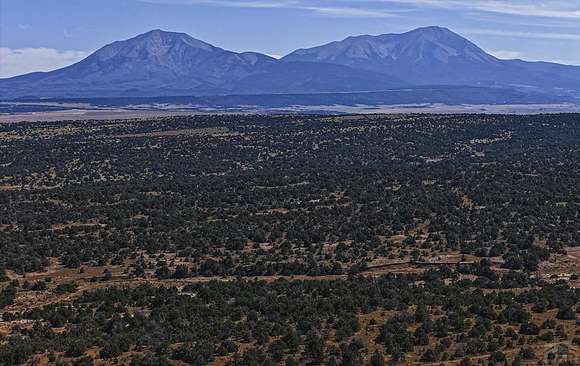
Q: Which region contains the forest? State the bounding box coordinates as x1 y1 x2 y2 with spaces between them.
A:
0 113 578 365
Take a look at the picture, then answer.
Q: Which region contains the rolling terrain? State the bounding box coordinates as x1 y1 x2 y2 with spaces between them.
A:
0 113 578 365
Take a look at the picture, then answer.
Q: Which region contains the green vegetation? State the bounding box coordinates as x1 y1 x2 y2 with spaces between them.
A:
0 113 578 364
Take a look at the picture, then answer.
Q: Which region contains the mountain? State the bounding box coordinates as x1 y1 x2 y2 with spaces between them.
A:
284 26 498 85
0 30 277 98
0 29 404 98
231 61 406 94
283 26 580 94
1 27 580 100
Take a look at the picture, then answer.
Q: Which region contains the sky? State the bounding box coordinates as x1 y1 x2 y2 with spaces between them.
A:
1 0 580 78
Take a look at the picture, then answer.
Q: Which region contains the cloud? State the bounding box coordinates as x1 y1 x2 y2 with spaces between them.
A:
462 28 580 42
490 50 523 59
489 49 580 65
140 0 580 22
0 48 89 78
140 0 399 17
302 5 397 18
373 0 580 20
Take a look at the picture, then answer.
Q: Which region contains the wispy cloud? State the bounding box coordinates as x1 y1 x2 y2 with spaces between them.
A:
0 48 89 78
463 28 580 42
140 0 580 23
489 48 580 65
489 50 523 59
302 5 397 18
140 0 399 17
373 0 580 20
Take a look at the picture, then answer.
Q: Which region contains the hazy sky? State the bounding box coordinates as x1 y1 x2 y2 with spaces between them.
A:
1 0 580 77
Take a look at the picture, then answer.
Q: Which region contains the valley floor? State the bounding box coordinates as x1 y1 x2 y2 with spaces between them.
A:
2 102 580 123
0 113 578 365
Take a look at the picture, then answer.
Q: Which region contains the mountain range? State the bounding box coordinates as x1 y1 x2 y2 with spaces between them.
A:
1 26 580 101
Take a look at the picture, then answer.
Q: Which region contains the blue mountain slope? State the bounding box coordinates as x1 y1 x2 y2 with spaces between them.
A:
232 61 406 94
283 26 580 94
0 30 277 98
1 27 579 99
